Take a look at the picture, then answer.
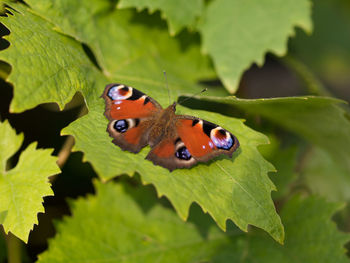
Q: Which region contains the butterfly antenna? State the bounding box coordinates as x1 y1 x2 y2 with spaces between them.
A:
163 70 171 104
178 88 207 105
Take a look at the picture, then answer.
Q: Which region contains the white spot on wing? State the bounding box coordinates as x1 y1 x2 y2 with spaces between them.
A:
108 85 132 100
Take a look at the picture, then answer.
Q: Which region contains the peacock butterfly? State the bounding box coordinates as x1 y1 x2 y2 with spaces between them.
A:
102 83 240 171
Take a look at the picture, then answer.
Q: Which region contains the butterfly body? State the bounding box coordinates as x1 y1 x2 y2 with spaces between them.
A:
102 84 239 171
147 103 177 147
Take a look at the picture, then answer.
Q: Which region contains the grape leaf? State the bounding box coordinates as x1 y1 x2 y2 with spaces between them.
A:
118 0 204 36
199 0 312 93
269 147 298 199
301 147 350 202
24 0 219 105
196 96 350 175
38 181 349 263
0 121 60 243
38 181 236 263
0 1 223 114
0 2 102 112
290 0 350 88
1 1 284 241
63 103 284 242
259 138 298 200
236 195 350 263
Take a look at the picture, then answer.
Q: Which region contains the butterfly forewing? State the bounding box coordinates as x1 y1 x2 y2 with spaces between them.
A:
102 84 162 153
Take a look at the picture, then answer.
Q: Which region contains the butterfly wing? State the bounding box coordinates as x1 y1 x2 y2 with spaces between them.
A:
146 115 239 171
176 116 239 162
102 84 162 153
146 136 197 171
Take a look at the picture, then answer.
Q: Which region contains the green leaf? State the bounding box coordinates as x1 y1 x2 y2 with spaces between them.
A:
239 196 350 263
0 2 101 112
37 181 236 263
1 1 222 113
24 0 219 104
0 120 23 172
196 96 350 176
290 0 350 88
38 181 349 263
0 120 60 243
4 1 283 241
269 146 298 199
118 0 204 36
259 137 299 200
301 147 350 202
199 0 312 93
63 103 284 242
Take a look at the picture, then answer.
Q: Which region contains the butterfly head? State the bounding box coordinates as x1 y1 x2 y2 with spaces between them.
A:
164 102 177 116
171 102 177 111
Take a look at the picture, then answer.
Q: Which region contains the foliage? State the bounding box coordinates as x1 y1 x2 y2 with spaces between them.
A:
0 0 349 261
38 181 349 263
199 0 312 93
289 0 350 87
118 0 203 35
196 96 350 173
301 147 350 202
0 121 59 242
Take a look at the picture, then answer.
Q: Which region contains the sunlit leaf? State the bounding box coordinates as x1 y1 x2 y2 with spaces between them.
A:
118 0 204 35
0 121 60 243
0 2 101 112
63 104 284 242
0 1 283 241
200 0 312 93
196 96 350 176
25 0 219 105
38 181 349 263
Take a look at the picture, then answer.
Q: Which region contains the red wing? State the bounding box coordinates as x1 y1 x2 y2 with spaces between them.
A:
102 83 162 120
146 116 239 172
150 139 175 158
102 84 162 153
146 138 197 172
110 99 158 119
107 118 154 153
176 117 239 161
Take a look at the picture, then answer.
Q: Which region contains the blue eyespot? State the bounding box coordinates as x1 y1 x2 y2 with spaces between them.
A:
212 135 233 150
175 147 192 160
114 120 128 133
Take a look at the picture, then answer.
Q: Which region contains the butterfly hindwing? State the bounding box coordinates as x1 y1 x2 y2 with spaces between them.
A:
102 84 162 153
146 137 197 171
107 118 153 153
146 116 239 171
176 116 239 162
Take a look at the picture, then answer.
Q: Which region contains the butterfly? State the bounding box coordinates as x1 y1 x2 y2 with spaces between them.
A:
102 84 240 171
